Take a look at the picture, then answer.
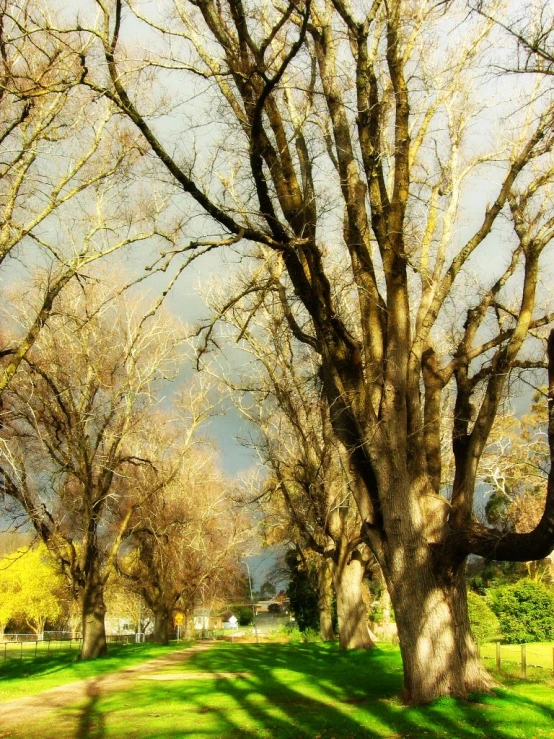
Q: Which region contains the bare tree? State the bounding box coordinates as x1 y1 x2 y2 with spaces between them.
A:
0 282 185 658
473 0 554 75
0 0 176 398
117 405 253 645
75 0 554 700
213 290 376 648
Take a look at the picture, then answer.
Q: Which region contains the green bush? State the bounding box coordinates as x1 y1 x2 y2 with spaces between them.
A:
467 591 500 642
237 607 254 626
491 579 554 644
284 624 303 644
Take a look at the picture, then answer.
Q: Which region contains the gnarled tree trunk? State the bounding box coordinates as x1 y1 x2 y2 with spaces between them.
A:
385 552 495 703
317 557 335 641
333 553 374 650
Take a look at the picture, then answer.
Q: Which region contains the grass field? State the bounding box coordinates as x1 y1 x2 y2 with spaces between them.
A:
1 642 553 738
0 641 189 701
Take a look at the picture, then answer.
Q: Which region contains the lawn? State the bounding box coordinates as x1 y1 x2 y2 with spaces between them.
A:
0 641 189 701
1 642 553 738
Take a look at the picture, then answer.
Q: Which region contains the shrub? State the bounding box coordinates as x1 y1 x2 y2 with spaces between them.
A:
237 607 254 626
491 579 554 644
284 624 303 644
467 591 500 642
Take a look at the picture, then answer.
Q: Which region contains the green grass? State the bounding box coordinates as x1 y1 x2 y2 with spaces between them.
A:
0 641 189 701
2 642 554 738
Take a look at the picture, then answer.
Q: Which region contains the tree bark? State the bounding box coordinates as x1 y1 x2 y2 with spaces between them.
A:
153 608 171 645
80 572 108 660
333 554 374 650
384 546 496 703
318 558 335 641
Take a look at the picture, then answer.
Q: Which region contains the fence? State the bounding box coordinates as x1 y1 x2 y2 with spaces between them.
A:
0 633 136 661
1 632 82 643
477 641 554 679
1 638 82 661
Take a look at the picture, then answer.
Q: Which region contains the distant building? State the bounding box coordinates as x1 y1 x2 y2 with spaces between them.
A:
193 608 223 632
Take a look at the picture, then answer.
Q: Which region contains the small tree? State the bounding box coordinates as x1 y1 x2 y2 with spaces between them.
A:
491 579 554 644
0 543 66 634
237 607 254 627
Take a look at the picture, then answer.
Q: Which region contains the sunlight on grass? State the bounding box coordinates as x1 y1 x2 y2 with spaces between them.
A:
0 641 189 701
1 642 553 738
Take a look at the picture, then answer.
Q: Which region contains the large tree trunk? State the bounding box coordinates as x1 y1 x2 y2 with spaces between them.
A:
153 608 171 645
317 558 335 641
333 554 374 650
384 547 496 703
80 571 108 660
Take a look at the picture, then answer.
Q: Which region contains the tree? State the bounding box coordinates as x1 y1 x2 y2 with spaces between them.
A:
118 442 251 644
474 1 554 76
478 399 553 581
0 0 174 400
0 543 67 635
208 281 375 647
259 580 277 599
0 283 184 658
78 0 554 700
491 579 554 643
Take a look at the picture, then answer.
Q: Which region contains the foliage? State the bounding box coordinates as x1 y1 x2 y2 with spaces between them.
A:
118 436 251 645
467 591 500 643
468 558 534 593
236 607 254 627
0 543 67 633
0 0 171 401
286 550 319 632
491 579 554 643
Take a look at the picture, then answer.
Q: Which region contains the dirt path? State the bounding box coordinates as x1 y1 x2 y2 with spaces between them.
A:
0 643 215 733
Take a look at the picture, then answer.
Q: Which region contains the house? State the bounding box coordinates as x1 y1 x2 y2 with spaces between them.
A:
192 608 223 632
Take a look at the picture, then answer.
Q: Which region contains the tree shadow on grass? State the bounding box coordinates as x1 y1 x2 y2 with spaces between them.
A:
0 652 78 682
82 643 554 739
75 679 106 739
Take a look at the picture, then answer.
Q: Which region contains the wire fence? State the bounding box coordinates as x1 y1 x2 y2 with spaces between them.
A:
0 633 138 661
1 638 82 661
